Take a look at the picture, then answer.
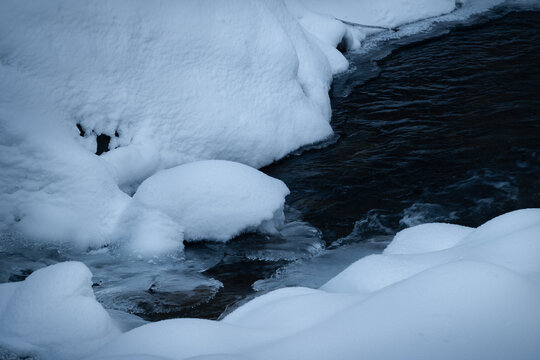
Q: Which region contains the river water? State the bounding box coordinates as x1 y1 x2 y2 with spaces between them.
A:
1 7 539 322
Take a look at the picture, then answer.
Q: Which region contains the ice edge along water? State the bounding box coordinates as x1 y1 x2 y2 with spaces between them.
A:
1 0 531 255
1 0 540 359
1 209 539 360
0 0 464 255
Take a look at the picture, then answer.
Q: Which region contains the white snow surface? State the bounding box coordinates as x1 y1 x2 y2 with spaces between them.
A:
0 0 339 251
0 262 119 360
296 0 456 28
0 0 524 252
2 210 539 359
129 160 289 246
75 209 540 360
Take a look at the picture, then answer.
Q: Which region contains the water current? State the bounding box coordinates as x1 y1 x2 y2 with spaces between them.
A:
1 6 538 322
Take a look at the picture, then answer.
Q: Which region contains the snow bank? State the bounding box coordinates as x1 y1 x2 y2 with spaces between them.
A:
130 160 290 244
0 0 335 171
0 86 131 249
88 209 540 360
323 209 540 292
294 0 539 56
0 262 119 360
1 0 510 252
0 0 340 250
2 210 538 359
296 0 456 29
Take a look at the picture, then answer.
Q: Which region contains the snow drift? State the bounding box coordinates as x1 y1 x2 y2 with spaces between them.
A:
296 0 456 28
0 0 508 252
133 160 289 242
0 0 337 251
118 160 290 255
0 209 528 360
0 262 119 360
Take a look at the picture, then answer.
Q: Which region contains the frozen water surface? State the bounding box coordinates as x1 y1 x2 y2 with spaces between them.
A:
0 205 325 320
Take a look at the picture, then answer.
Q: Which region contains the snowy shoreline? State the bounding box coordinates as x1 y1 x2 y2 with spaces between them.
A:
1 209 539 360
1 0 540 359
0 0 494 255
0 0 534 254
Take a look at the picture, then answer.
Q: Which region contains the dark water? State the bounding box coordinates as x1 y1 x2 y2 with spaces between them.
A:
265 9 540 244
196 8 540 318
1 9 539 324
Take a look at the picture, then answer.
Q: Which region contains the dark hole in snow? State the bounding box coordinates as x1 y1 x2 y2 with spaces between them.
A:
336 37 348 53
96 134 111 155
76 123 85 137
115 130 120 137
8 268 33 282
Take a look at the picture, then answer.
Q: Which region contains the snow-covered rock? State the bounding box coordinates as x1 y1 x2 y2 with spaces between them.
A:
322 209 540 293
248 260 540 360
0 89 131 249
1 0 515 252
87 209 540 360
0 0 335 172
0 0 338 250
2 210 538 360
2 1 540 357
130 160 290 245
0 262 119 360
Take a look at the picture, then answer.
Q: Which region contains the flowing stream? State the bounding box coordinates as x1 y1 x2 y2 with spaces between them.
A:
1 6 539 322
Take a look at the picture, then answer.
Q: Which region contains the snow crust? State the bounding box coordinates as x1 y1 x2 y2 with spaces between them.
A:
296 0 456 28
83 209 540 360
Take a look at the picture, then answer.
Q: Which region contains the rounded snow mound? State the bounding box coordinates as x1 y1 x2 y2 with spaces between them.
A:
133 160 290 242
383 222 474 255
322 208 540 293
0 262 119 360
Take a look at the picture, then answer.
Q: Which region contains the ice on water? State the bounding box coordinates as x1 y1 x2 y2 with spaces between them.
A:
1 0 540 359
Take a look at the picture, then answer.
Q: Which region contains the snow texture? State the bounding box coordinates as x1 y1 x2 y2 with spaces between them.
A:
296 0 456 28
0 262 119 360
128 160 289 247
0 0 521 253
86 209 540 360
2 0 540 358
0 0 337 252
2 211 539 360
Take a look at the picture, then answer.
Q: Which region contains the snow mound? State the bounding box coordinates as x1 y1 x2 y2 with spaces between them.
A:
248 261 540 360
0 0 335 171
0 262 119 360
131 160 290 243
0 87 131 249
89 209 540 360
323 209 540 293
0 0 337 250
1 0 509 252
